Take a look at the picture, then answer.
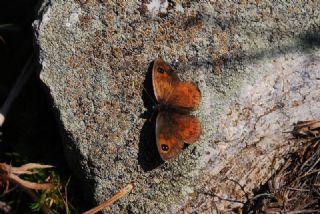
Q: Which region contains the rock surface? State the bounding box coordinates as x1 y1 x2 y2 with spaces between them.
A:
34 0 320 213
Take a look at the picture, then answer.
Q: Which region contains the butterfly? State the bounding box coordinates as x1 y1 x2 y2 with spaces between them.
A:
152 58 202 160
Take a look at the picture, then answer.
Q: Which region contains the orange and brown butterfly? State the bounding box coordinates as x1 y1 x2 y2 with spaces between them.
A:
152 58 202 160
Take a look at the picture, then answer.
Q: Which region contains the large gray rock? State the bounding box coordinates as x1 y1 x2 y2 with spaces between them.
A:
34 0 320 213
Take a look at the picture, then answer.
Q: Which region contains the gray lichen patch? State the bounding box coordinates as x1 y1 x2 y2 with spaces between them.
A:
34 0 320 213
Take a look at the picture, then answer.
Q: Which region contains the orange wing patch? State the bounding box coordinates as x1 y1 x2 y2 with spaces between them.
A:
173 114 201 144
167 81 201 110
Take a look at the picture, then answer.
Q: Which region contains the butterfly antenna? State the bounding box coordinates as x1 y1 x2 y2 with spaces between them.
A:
148 109 156 122
142 86 156 105
142 86 158 122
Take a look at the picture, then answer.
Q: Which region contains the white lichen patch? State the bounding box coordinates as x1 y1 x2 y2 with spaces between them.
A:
145 0 168 17
175 3 184 13
65 8 82 29
197 50 320 211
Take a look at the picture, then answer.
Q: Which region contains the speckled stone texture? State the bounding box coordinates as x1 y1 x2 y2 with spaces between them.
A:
34 0 320 213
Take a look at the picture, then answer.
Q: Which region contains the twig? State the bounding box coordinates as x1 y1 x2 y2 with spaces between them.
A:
285 209 320 214
200 191 245 204
12 163 54 175
9 173 55 190
23 188 53 214
83 183 134 214
251 193 277 201
0 53 35 127
224 177 250 201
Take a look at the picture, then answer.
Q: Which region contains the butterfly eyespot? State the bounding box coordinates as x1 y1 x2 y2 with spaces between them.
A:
161 144 169 151
158 67 165 74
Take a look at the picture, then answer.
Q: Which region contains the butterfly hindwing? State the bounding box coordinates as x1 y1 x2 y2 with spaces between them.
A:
156 112 184 160
156 112 201 160
170 112 201 144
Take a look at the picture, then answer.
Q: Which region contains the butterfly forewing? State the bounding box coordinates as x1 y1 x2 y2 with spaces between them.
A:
166 81 201 111
152 58 201 110
152 58 178 104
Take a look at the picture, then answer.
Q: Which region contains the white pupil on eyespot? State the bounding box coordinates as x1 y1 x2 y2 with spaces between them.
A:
161 144 169 151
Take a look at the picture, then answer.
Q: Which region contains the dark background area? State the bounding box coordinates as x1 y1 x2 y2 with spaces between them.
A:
0 0 62 171
0 0 83 212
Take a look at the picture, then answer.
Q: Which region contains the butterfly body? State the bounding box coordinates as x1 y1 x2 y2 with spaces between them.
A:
153 102 190 115
152 58 202 160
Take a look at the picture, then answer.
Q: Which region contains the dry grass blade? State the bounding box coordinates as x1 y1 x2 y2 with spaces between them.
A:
0 53 35 127
0 36 5 45
83 183 134 214
59 177 72 214
291 120 320 138
244 120 320 213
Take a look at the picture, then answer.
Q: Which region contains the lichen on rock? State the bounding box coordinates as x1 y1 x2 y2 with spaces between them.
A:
34 0 320 213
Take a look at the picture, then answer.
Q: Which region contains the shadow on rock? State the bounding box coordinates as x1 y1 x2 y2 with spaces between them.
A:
138 60 164 171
